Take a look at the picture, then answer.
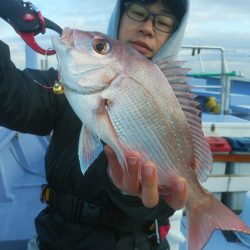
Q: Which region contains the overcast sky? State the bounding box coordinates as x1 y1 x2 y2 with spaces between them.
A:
1 0 250 78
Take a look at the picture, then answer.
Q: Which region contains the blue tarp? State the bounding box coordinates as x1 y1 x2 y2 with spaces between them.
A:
224 137 250 153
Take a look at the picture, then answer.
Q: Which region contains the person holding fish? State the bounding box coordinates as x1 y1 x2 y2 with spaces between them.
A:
0 0 190 249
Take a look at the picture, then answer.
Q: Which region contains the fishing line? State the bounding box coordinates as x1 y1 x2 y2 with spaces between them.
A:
25 48 64 94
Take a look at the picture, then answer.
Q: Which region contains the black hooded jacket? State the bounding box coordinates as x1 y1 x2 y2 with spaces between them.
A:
0 40 174 246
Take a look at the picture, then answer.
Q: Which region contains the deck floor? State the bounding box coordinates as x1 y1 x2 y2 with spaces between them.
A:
0 240 28 250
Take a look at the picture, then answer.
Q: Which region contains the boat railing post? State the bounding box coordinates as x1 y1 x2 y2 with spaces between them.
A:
180 45 232 115
220 47 226 114
220 48 231 115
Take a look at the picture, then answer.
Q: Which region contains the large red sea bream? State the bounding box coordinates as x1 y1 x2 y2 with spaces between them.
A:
52 27 250 250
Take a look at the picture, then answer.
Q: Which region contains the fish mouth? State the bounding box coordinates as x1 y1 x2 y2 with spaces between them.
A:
52 27 77 49
60 27 74 46
63 83 106 95
71 65 105 77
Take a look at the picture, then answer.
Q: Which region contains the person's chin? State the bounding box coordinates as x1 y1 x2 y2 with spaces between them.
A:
131 43 153 58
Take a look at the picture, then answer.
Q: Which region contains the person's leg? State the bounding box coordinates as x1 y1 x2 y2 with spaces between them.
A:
36 209 117 250
116 231 153 250
74 227 117 250
38 230 116 250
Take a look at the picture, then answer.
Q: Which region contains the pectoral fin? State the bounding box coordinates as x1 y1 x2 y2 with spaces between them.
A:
95 97 127 169
78 125 103 174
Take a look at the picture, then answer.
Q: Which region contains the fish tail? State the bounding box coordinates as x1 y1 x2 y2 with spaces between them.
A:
186 192 250 250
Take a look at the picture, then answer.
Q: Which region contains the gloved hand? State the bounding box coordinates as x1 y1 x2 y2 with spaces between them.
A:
0 0 13 17
0 0 43 35
0 0 61 55
0 0 62 35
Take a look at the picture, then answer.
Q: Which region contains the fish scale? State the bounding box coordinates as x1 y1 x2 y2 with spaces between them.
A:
128 64 196 167
107 76 190 182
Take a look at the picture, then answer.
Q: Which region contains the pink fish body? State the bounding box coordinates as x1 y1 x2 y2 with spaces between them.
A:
52 27 250 250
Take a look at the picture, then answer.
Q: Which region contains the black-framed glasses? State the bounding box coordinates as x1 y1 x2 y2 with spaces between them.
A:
125 2 177 33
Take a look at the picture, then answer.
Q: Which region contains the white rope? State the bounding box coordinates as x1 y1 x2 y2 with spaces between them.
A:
155 219 160 244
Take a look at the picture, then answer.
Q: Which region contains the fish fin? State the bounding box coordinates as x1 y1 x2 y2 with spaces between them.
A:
187 192 250 250
153 56 185 69
95 97 127 169
179 102 213 181
78 125 103 174
175 88 213 182
154 57 191 84
156 57 213 181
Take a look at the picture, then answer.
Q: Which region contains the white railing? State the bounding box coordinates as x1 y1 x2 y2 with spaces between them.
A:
181 45 232 115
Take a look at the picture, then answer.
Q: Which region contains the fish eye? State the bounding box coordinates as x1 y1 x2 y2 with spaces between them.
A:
93 39 111 55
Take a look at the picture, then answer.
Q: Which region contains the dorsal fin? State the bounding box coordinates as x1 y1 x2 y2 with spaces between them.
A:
155 56 213 182
161 68 190 77
154 56 185 69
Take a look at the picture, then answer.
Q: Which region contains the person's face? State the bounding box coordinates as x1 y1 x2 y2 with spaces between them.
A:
118 0 175 59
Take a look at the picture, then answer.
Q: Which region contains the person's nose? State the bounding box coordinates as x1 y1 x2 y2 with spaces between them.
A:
139 15 155 36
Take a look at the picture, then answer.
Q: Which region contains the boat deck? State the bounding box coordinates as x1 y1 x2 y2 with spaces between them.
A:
0 240 29 250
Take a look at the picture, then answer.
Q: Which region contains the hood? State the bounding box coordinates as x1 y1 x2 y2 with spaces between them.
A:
107 0 189 60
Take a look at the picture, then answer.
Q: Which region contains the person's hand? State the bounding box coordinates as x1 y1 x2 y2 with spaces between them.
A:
104 145 188 210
